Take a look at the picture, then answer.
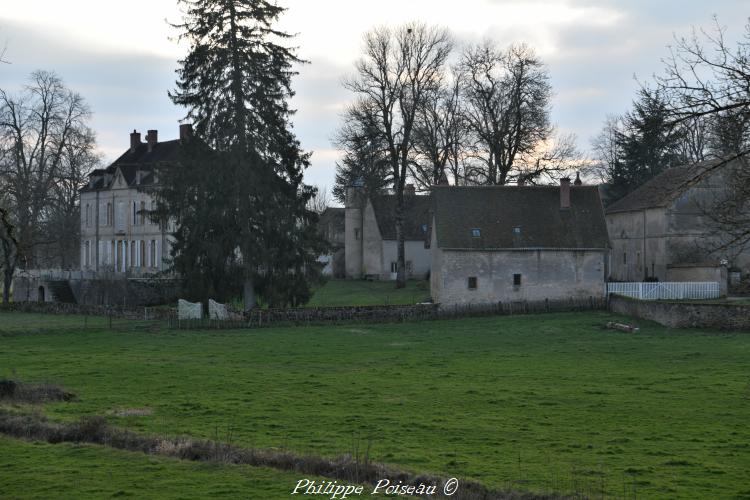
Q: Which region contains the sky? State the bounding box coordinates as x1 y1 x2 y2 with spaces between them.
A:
1 0 748 192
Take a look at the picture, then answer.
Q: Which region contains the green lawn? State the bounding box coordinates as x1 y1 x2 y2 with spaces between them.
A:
1 311 750 498
0 436 330 499
307 279 431 307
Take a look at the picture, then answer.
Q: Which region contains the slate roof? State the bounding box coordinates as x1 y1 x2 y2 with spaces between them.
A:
370 194 432 241
605 161 717 214
431 186 609 250
80 140 181 192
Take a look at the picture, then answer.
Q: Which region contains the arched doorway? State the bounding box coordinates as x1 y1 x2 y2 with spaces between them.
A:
38 286 45 303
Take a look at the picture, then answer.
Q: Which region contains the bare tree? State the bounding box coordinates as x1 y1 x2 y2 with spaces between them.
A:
653 18 750 252
459 42 573 185
343 22 452 287
410 68 467 189
0 70 98 275
0 203 18 302
306 185 330 215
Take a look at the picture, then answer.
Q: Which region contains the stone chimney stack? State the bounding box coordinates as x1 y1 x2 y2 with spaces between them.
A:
179 123 193 142
130 130 141 154
574 172 583 186
405 183 416 196
146 130 158 152
560 177 571 209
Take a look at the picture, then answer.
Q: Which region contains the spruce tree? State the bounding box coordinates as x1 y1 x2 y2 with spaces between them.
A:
163 0 325 309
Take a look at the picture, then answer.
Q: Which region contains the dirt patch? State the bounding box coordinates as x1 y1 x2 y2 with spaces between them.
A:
0 379 75 404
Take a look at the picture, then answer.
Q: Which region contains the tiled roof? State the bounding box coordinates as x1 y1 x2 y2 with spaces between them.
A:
370 194 432 241
431 185 609 250
80 140 181 192
605 160 719 214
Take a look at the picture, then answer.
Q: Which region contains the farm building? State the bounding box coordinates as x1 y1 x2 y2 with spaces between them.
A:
344 184 431 280
429 179 610 306
605 157 749 284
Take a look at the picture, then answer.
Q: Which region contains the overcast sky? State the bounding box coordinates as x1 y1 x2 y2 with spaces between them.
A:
2 1 748 191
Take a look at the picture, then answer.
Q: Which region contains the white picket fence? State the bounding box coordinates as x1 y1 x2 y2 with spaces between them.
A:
607 282 721 300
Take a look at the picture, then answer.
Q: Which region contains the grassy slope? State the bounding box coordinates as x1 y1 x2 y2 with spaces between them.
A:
306 280 431 307
1 311 750 498
0 436 356 500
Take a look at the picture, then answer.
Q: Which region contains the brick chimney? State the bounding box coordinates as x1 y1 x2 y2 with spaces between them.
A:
179 123 193 142
129 130 141 154
560 177 571 209
146 130 158 152
405 183 416 196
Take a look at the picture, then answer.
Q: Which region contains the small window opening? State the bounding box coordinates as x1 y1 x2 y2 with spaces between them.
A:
513 226 521 235
468 276 478 290
513 274 522 286
471 228 481 238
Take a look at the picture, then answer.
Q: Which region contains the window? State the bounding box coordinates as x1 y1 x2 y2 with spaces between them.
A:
513 226 521 235
468 276 478 290
140 240 146 267
623 252 627 265
85 204 91 227
106 203 113 226
391 261 398 273
354 228 361 240
140 201 146 225
150 240 157 268
150 200 157 225
132 202 137 225
636 251 642 270
513 274 522 286
471 228 481 238
130 241 136 268
84 241 90 267
421 224 428 233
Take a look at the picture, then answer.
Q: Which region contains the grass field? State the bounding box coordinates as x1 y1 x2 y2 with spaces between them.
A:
306 279 431 307
1 310 750 498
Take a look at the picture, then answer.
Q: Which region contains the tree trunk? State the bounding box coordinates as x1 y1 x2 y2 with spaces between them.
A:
2 265 13 303
395 191 406 289
243 277 257 312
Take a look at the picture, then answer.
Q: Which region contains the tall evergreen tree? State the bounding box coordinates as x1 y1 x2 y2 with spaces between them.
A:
608 90 686 201
162 0 325 309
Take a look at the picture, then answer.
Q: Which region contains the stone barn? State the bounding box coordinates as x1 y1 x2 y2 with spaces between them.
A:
429 179 610 306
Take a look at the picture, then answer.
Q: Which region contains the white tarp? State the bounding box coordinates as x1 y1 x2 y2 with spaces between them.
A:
178 299 202 320
208 299 229 320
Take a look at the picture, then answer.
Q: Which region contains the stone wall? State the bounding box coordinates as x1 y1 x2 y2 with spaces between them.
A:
609 294 750 330
12 275 180 307
434 249 607 306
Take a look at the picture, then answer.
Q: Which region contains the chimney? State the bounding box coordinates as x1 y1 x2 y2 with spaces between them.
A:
560 177 571 209
146 130 158 152
574 172 582 186
179 123 193 142
129 130 141 154
405 183 416 196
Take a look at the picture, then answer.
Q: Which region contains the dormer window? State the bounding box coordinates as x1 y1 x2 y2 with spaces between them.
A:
421 224 428 233
471 228 481 238
513 226 521 235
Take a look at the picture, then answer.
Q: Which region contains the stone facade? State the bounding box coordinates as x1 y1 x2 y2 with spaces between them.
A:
344 187 431 280
432 246 607 305
78 127 191 276
430 181 610 306
606 160 750 282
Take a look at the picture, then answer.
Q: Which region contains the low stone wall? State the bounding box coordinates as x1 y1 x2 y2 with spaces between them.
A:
609 295 750 330
170 296 606 330
0 301 174 321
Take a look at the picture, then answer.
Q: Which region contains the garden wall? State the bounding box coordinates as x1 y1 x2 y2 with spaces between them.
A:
609 295 750 330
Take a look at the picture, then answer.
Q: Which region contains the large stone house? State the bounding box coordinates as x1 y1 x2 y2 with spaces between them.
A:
345 185 431 280
318 207 345 278
605 158 749 283
429 180 610 306
79 126 192 275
